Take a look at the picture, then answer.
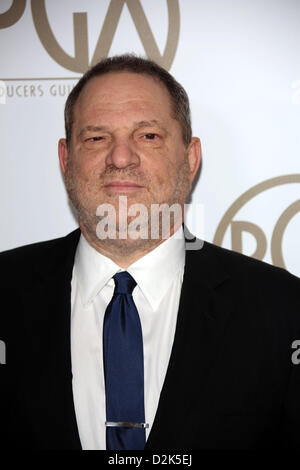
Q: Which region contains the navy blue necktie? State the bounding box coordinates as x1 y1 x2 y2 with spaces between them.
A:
103 271 147 450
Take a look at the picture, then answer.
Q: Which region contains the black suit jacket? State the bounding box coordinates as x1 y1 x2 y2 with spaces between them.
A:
0 228 300 449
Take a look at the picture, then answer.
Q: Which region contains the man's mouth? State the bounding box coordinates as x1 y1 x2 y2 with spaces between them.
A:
103 180 144 193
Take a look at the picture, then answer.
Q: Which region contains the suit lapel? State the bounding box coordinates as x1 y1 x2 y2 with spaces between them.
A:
18 229 82 449
145 240 235 449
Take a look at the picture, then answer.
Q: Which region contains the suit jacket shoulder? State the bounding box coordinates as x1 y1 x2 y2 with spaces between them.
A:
183 239 300 348
0 229 80 343
0 229 81 284
189 238 300 297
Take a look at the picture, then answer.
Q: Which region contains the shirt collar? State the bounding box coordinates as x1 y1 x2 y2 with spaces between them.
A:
74 226 186 310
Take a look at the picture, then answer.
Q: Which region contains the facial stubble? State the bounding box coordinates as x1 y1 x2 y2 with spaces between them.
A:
64 155 191 256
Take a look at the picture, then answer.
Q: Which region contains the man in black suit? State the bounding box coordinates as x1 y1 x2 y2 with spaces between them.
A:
0 54 300 450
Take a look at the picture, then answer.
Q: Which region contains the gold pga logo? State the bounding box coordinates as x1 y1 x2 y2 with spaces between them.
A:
214 175 300 270
0 0 180 72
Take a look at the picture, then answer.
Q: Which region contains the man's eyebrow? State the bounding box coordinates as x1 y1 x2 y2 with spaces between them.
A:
77 121 169 139
77 125 109 139
134 120 169 133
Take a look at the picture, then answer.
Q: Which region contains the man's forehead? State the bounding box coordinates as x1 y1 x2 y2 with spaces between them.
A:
77 71 172 107
71 72 176 132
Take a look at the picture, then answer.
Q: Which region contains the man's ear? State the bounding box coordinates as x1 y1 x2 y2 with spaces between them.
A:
187 137 202 183
58 138 69 175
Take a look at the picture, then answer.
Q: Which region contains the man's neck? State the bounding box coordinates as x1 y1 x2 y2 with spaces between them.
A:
79 221 182 268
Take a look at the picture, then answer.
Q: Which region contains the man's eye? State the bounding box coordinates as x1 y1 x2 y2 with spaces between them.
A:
143 133 158 140
86 136 103 142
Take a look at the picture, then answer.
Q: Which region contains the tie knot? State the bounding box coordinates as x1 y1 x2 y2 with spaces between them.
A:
113 271 137 295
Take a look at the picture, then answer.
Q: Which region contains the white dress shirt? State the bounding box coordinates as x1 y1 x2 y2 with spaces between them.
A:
71 227 185 450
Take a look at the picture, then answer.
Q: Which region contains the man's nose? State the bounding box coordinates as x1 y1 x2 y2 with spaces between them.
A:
106 142 140 169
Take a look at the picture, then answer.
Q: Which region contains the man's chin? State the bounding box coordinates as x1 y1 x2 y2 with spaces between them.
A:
93 232 162 258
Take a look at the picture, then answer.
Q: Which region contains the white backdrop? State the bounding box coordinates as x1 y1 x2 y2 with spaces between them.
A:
0 0 299 276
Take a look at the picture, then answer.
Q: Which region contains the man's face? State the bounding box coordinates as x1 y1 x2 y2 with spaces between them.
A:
59 72 200 244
